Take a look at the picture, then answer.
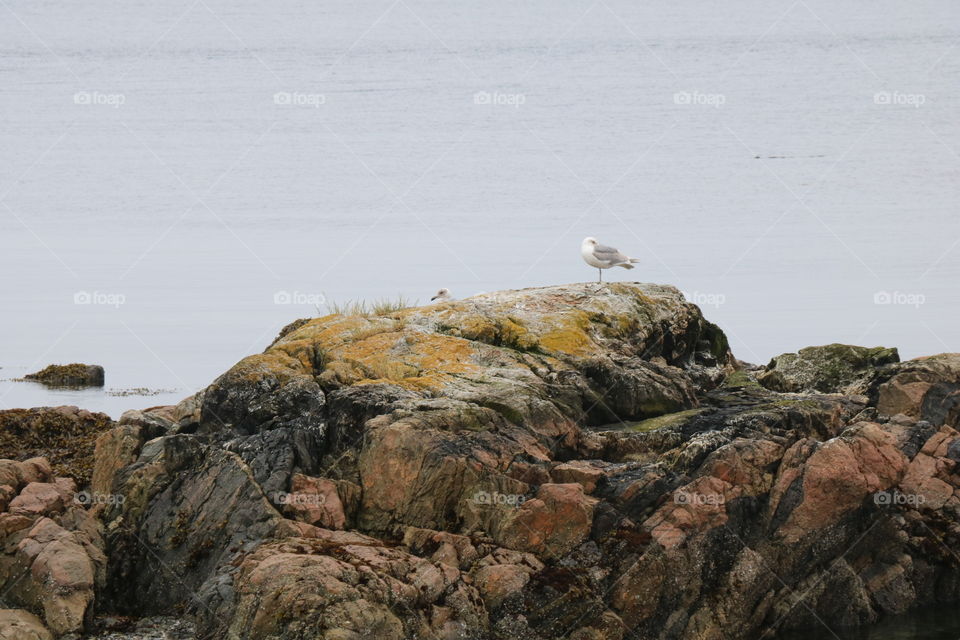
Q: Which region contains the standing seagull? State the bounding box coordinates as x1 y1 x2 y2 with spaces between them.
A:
581 237 640 283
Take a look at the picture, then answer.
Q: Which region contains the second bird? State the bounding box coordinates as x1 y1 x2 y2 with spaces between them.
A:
581 237 640 283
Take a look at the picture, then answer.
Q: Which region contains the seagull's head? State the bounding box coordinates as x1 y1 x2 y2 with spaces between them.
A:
582 237 598 248
431 288 451 301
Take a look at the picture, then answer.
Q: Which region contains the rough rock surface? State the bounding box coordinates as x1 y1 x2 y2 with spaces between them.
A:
23 364 105 388
0 609 53 640
0 458 106 636
758 344 900 394
861 353 960 426
26 283 960 638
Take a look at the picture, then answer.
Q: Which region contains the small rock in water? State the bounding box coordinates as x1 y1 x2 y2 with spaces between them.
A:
23 363 105 388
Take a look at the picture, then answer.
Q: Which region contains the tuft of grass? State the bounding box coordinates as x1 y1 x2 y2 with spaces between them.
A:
325 296 415 317
372 296 415 315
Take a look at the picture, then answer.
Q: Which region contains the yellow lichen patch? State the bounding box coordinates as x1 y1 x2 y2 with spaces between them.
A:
320 328 479 392
451 314 540 352
401 332 478 376
317 361 363 387
274 316 380 365
537 311 595 356
500 318 539 351
333 329 407 362
458 315 499 343
230 352 306 384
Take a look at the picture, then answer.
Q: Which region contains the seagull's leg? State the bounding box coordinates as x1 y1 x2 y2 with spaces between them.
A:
598 268 602 284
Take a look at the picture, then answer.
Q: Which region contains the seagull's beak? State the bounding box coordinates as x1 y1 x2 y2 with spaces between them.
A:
430 295 439 301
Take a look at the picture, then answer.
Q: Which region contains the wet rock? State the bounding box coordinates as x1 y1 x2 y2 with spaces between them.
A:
86 615 195 640
23 364 104 388
758 344 899 394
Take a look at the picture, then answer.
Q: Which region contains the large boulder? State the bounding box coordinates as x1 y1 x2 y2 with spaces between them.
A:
758 344 899 394
863 353 960 427
91 283 734 636
85 283 960 639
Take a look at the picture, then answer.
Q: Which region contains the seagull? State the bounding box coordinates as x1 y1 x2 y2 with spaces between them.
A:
430 288 453 302
581 237 640 283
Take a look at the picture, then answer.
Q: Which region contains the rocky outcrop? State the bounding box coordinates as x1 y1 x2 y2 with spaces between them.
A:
860 353 960 426
758 344 899 394
0 458 106 637
0 407 115 486
56 283 960 638
23 364 104 388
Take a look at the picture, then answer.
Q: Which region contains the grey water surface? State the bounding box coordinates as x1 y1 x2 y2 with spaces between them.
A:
0 0 957 419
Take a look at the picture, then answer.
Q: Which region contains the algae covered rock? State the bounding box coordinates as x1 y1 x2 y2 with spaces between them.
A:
0 407 115 486
758 343 899 394
23 364 104 388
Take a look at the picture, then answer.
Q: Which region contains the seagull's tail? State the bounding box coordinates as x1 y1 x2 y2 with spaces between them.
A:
628 257 641 263
619 263 635 270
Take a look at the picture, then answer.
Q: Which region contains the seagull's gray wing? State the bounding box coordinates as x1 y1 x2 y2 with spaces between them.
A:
593 244 630 264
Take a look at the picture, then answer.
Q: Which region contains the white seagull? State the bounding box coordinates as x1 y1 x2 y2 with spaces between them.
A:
581 237 640 283
430 288 453 302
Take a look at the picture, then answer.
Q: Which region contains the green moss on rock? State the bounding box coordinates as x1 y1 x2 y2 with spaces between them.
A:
758 343 900 394
624 408 704 432
722 370 762 389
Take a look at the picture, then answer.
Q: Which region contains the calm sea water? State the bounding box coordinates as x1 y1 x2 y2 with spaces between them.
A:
0 0 958 418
